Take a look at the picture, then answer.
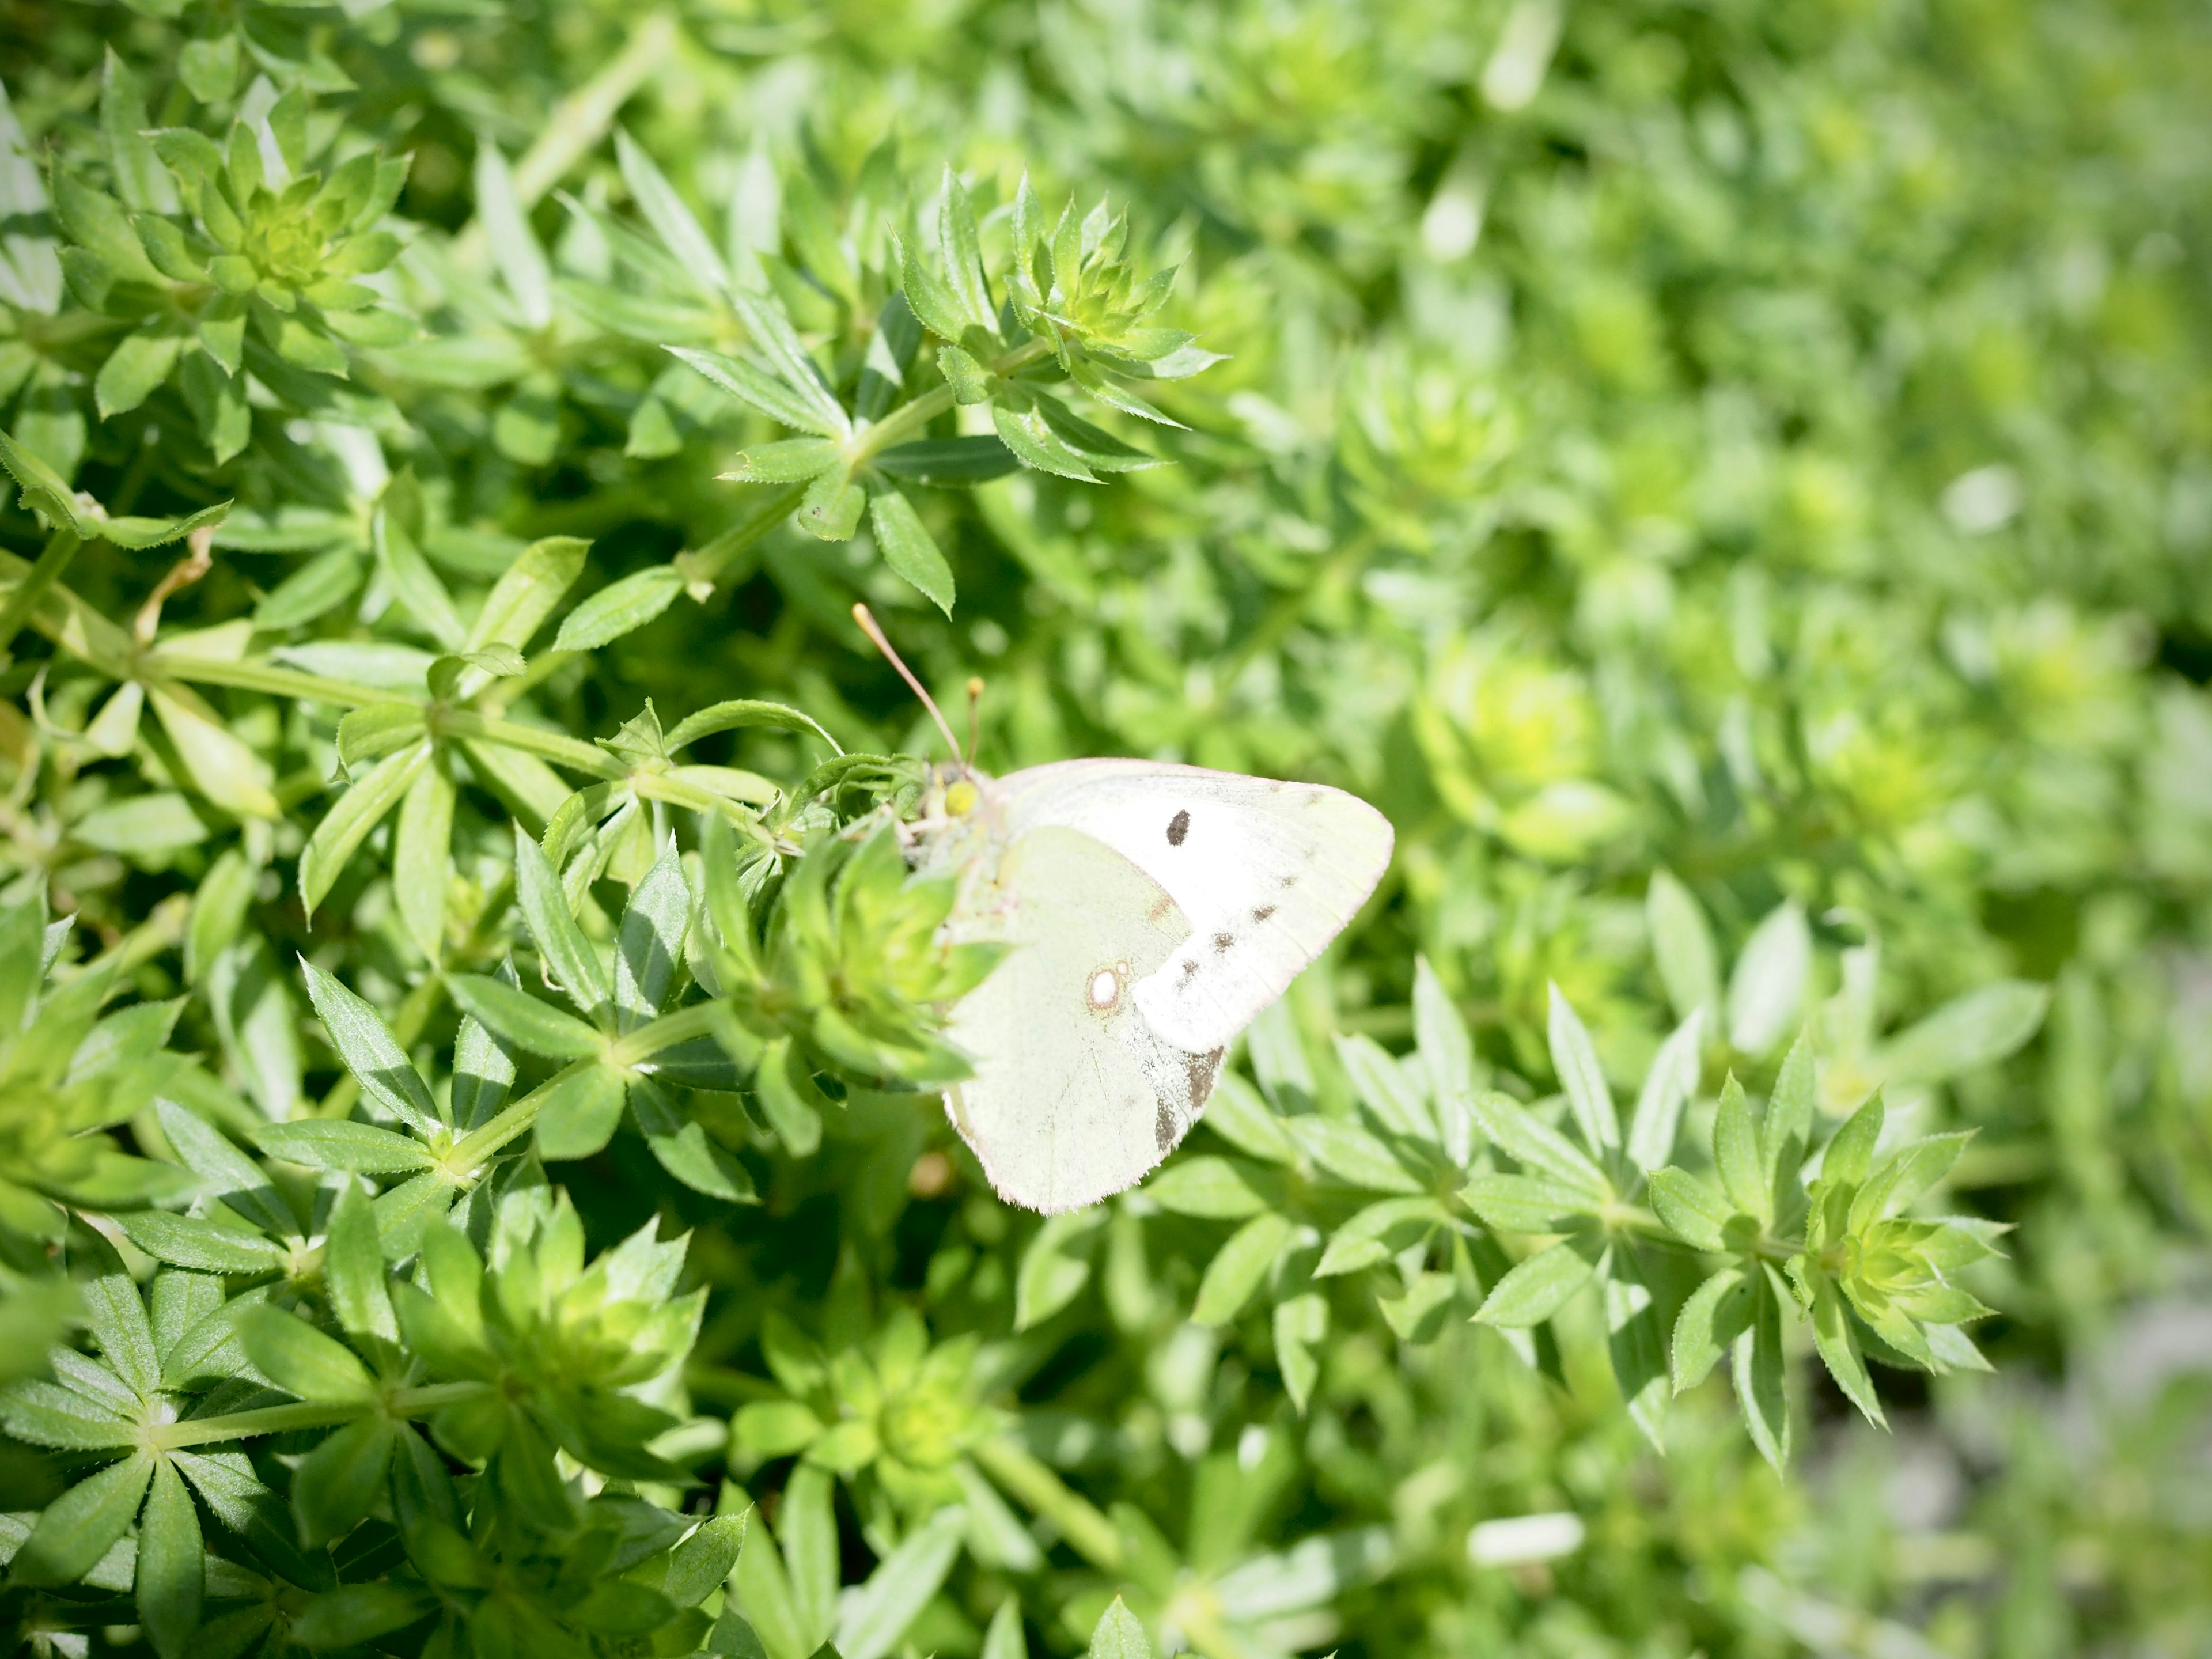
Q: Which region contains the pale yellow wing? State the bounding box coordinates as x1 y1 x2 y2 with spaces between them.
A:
942 826 1222 1214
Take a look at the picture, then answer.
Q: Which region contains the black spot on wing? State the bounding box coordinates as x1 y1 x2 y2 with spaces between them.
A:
1155 1101 1176 1152
1188 1048 1222 1109
1166 809 1191 846
1252 904 1276 922
1212 932 1234 954
1180 959 1200 979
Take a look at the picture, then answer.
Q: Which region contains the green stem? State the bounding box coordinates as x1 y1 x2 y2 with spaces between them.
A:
0 529 83 659
971 1435 1124 1571
611 1001 724 1067
437 708 626 779
847 336 1054 469
150 653 401 710
674 482 809 594
445 1062 586 1173
154 1381 487 1449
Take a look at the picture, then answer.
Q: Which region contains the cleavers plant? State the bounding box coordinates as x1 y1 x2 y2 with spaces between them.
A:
3 1 2209 1656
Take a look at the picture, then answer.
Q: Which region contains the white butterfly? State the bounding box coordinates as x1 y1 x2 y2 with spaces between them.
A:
913 758 1393 1213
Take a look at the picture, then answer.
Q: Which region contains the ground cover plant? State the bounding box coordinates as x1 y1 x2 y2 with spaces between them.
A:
2 0 2210 1654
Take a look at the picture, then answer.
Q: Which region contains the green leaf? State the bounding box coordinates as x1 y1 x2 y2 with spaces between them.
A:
534 1062 630 1160
1315 1197 1449 1277
796 467 865 540
1877 980 2050 1086
325 1185 397 1343
734 1504 812 1659
466 535 589 654
1274 1290 1328 1412
474 138 552 328
299 740 429 919
665 699 841 755
1014 1209 1106 1331
115 1211 289 1275
554 564 687 652
255 1120 435 1174
671 346 844 439
1143 1154 1272 1219
1459 1173 1596 1235
1472 1241 1594 1328
1601 1247 1668 1450
667 1514 746 1608
137 1458 202 1659
1646 869 1721 1027
513 822 610 1018
832 1505 965 1659
447 972 605 1060
240 1306 377 1405
393 760 454 963
1190 1211 1294 1327
1819 1091 1885 1188
289 1582 435 1648
1646 1167 1732 1252
1670 1266 1750 1392
1414 955 1477 1163
1283 1115 1422 1194
1467 1092 1609 1195
872 437 1018 483
96 330 185 418
300 959 442 1133
993 400 1097 482
617 129 730 297
753 1036 825 1157
1335 1031 1434 1140
1088 1598 1154 1659
721 438 843 484
868 487 956 613
81 1274 159 1399
1626 1011 1702 1175
1734 1267 1792 1471
1711 1075 1768 1225
615 838 691 1028
729 289 851 438
294 1415 399 1546
1726 899 1810 1057
1807 1275 1884 1427
1547 982 1619 1156
101 48 175 214
9 1452 151 1586
982 1599 1027 1659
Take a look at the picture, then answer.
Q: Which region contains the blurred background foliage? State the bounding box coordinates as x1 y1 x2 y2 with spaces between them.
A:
2 0 2211 1653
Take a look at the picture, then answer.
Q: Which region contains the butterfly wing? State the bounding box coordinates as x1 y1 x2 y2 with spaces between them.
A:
942 825 1223 1214
991 760 1393 1055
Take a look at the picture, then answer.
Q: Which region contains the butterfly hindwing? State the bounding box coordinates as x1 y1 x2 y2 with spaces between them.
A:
941 826 1221 1214
993 760 1394 1055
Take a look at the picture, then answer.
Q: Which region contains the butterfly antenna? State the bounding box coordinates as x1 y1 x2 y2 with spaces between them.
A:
852 603 967 772
964 676 984 767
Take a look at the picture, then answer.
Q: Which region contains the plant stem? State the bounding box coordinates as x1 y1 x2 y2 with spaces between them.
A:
149 653 400 710
445 1062 586 1173
971 1434 1124 1571
674 482 809 597
437 707 626 780
154 1381 487 1449
0 529 84 660
611 1000 724 1067
846 336 1054 469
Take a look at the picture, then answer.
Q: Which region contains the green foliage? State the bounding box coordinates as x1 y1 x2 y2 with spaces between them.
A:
3 0 2210 1655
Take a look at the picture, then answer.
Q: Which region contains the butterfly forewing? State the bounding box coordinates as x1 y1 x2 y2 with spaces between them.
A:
993 760 1394 1055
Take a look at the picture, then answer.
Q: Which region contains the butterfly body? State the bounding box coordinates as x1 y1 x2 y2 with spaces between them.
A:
914 759 1393 1213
